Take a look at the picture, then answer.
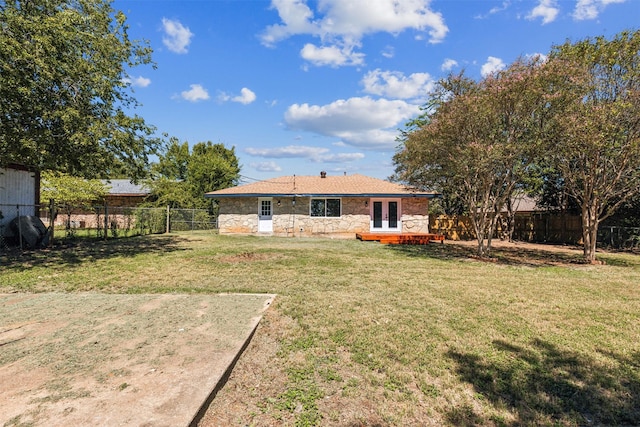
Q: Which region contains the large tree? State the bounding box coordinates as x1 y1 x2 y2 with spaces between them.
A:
40 170 108 233
188 141 241 204
395 58 550 257
545 30 640 262
148 139 240 210
0 0 159 179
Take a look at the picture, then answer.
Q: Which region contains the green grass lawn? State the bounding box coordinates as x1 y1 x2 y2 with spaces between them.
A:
1 233 639 426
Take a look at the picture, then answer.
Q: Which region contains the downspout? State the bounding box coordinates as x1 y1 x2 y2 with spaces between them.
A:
426 198 430 234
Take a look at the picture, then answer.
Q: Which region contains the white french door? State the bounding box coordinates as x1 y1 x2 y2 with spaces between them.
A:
370 199 401 232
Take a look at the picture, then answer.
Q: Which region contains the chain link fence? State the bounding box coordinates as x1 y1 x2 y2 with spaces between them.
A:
598 226 640 250
1 203 217 251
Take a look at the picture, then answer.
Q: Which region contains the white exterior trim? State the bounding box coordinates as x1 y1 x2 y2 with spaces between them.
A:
257 197 273 233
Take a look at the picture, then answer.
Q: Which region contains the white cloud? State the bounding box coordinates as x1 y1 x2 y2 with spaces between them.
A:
181 84 209 102
284 96 421 149
481 56 506 77
124 75 151 88
573 0 625 20
441 58 458 72
361 69 434 100
246 145 329 158
234 88 257 104
300 43 365 67
218 88 257 105
260 0 318 47
245 145 365 163
334 129 403 148
490 1 511 14
527 0 559 24
161 18 193 54
381 46 395 59
261 0 448 67
320 152 366 163
250 161 283 172
525 52 548 63
475 1 511 19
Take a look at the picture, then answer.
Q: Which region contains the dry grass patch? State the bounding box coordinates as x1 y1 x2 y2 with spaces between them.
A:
2 233 639 426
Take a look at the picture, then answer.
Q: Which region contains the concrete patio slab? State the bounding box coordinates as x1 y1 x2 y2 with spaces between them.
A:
0 292 275 426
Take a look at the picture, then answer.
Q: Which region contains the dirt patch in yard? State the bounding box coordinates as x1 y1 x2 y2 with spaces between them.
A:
0 292 275 427
217 252 282 263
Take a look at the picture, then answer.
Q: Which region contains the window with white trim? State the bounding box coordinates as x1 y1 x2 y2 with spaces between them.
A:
310 198 341 217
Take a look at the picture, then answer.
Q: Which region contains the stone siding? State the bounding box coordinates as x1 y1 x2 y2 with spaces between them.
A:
217 196 431 237
218 198 260 233
401 197 430 233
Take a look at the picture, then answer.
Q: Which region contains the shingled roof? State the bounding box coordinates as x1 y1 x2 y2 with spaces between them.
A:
204 174 438 198
101 179 150 196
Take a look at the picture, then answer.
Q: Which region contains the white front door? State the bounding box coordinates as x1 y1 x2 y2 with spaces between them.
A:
370 199 401 232
258 198 273 233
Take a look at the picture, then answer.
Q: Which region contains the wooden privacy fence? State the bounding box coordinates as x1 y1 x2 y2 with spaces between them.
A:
512 213 583 244
430 212 583 244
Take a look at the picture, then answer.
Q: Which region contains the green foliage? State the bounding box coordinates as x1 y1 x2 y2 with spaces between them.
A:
133 207 166 235
544 30 640 261
148 138 240 210
41 171 108 208
188 141 240 202
152 137 190 181
0 0 159 179
394 57 549 256
395 30 640 262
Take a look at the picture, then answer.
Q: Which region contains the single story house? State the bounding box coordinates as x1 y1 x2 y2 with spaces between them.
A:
101 179 151 207
50 179 151 229
205 172 439 238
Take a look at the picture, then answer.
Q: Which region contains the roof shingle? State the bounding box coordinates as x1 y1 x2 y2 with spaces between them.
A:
204 174 438 198
102 179 150 196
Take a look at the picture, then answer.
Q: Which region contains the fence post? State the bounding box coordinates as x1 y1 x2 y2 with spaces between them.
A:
49 199 55 246
16 205 22 251
166 205 170 234
104 203 108 240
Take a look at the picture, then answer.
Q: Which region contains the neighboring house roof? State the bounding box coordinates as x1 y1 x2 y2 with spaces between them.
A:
205 173 439 198
102 179 150 197
511 194 540 212
501 194 543 213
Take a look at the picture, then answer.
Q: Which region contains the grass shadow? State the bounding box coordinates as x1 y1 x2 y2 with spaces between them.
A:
446 339 640 426
0 234 190 270
387 241 592 268
385 241 478 261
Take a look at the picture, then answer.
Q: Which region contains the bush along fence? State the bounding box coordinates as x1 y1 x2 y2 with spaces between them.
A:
0 202 217 250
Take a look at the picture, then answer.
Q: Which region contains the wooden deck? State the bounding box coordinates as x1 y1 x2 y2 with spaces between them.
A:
356 232 445 245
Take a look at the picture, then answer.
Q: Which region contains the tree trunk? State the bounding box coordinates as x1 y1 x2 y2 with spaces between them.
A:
504 198 515 242
475 222 486 257
581 203 599 263
487 213 498 253
473 212 494 258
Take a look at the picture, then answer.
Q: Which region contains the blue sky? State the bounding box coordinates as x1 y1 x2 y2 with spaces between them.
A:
115 0 639 183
